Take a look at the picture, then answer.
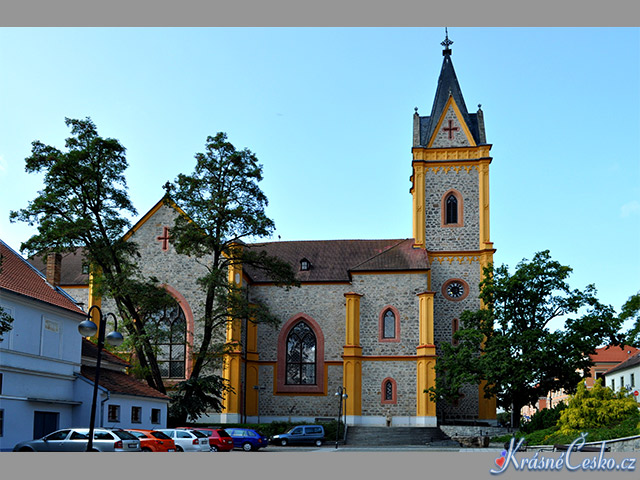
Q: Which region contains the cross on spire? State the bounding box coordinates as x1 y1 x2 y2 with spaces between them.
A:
441 27 453 56
157 226 170 251
443 119 459 140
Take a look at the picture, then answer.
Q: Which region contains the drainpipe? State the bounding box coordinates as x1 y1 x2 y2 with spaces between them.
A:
100 390 110 427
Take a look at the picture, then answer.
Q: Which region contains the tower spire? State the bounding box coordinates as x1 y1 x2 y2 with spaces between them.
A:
441 27 453 56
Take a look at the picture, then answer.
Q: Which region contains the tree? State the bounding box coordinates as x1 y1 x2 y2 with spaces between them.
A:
621 293 640 345
429 250 624 428
163 132 298 423
10 117 174 393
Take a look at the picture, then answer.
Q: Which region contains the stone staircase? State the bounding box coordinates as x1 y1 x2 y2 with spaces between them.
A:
344 426 459 447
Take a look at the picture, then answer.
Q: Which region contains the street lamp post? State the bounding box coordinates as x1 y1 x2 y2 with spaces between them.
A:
77 305 124 452
335 386 348 449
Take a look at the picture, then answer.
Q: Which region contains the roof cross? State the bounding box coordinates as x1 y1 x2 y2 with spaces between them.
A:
157 226 170 252
441 27 453 55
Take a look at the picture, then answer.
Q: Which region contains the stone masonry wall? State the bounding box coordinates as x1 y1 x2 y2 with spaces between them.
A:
425 165 479 252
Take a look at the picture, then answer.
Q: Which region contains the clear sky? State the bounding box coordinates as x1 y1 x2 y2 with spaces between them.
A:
1 27 638 323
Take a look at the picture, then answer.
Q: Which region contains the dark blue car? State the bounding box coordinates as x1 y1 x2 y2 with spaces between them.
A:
224 428 269 451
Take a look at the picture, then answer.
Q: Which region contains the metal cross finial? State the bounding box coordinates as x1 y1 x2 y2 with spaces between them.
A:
441 27 453 55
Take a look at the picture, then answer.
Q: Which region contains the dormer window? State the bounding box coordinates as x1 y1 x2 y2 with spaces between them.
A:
300 258 311 271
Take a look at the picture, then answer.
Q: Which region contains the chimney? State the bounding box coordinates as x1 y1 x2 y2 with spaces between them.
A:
46 252 62 286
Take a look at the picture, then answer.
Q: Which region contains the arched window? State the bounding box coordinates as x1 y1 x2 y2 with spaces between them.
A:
378 306 400 342
381 377 397 404
150 302 186 378
285 321 317 385
445 194 458 224
383 310 396 339
441 189 464 227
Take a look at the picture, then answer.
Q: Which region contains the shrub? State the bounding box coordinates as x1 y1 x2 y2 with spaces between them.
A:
521 403 566 434
557 379 639 435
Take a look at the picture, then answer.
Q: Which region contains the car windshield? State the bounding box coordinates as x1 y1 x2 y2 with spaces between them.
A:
113 430 137 440
191 430 208 438
150 431 171 440
128 431 146 439
217 430 231 438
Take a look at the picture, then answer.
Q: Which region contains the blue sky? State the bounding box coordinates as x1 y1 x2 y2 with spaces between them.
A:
1 27 638 323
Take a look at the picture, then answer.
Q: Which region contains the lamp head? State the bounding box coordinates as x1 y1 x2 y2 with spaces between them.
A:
106 331 124 347
78 319 98 338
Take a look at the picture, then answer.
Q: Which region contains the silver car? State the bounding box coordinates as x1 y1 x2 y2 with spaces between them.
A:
155 428 210 452
13 428 141 452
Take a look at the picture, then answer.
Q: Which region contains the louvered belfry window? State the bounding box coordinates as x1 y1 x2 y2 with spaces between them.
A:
446 194 458 224
286 321 317 385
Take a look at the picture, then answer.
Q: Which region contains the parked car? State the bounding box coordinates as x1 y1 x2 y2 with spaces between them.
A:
270 425 325 446
126 429 176 452
177 427 234 452
13 428 141 452
154 428 210 452
224 427 269 451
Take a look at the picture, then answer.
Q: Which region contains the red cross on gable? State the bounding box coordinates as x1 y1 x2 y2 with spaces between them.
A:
157 226 170 252
443 119 459 140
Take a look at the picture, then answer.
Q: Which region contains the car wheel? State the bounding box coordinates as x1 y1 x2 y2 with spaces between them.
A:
141 447 152 452
176 445 184 452
242 442 253 452
280 439 288 446
210 446 218 452
18 447 34 452
315 439 323 447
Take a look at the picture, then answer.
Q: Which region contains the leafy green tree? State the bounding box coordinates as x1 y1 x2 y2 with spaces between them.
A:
556 379 639 435
10 117 174 393
622 293 640 345
164 132 298 423
429 250 624 428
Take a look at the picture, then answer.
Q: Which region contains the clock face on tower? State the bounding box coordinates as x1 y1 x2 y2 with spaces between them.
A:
442 278 469 301
446 281 465 299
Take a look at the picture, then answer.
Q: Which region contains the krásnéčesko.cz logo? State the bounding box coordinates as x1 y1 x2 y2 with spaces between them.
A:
491 433 637 474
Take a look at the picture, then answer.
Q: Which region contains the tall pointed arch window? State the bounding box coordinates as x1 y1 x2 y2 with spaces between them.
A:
441 189 464 227
286 321 317 385
381 377 397 405
378 306 401 342
150 302 187 378
277 314 325 393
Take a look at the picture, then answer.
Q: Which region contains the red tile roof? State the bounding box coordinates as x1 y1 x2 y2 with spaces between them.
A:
81 365 169 400
0 239 85 315
244 239 429 283
589 345 639 364
28 247 89 286
82 338 130 367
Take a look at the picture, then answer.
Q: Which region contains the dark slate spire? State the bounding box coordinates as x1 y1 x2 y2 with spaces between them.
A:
413 31 486 147
424 29 472 145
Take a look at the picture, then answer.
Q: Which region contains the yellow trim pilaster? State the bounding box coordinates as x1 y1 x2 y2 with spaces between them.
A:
343 293 363 417
412 163 426 249
223 246 244 415
478 158 493 251
245 308 260 416
416 291 437 417
87 267 102 336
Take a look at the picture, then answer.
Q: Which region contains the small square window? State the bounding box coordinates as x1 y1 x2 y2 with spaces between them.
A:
131 406 142 423
107 404 120 423
151 408 161 424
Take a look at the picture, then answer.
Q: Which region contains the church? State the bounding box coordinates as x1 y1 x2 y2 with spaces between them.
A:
34 34 497 427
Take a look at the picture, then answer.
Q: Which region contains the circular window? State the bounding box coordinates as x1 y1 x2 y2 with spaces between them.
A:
442 278 470 301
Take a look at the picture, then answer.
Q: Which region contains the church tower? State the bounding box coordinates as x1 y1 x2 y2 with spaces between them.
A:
411 31 496 420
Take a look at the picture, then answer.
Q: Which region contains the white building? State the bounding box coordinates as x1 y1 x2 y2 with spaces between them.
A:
604 354 640 401
0 239 169 452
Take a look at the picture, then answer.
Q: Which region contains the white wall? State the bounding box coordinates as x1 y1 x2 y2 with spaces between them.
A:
606 364 640 402
0 292 85 451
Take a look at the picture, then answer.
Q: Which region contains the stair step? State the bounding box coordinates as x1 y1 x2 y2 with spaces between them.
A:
345 426 458 446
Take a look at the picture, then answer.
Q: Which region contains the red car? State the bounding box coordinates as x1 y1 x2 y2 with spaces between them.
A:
126 429 176 452
177 427 234 452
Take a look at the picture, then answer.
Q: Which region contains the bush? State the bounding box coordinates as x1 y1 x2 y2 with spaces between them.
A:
521 403 566 434
557 379 640 435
